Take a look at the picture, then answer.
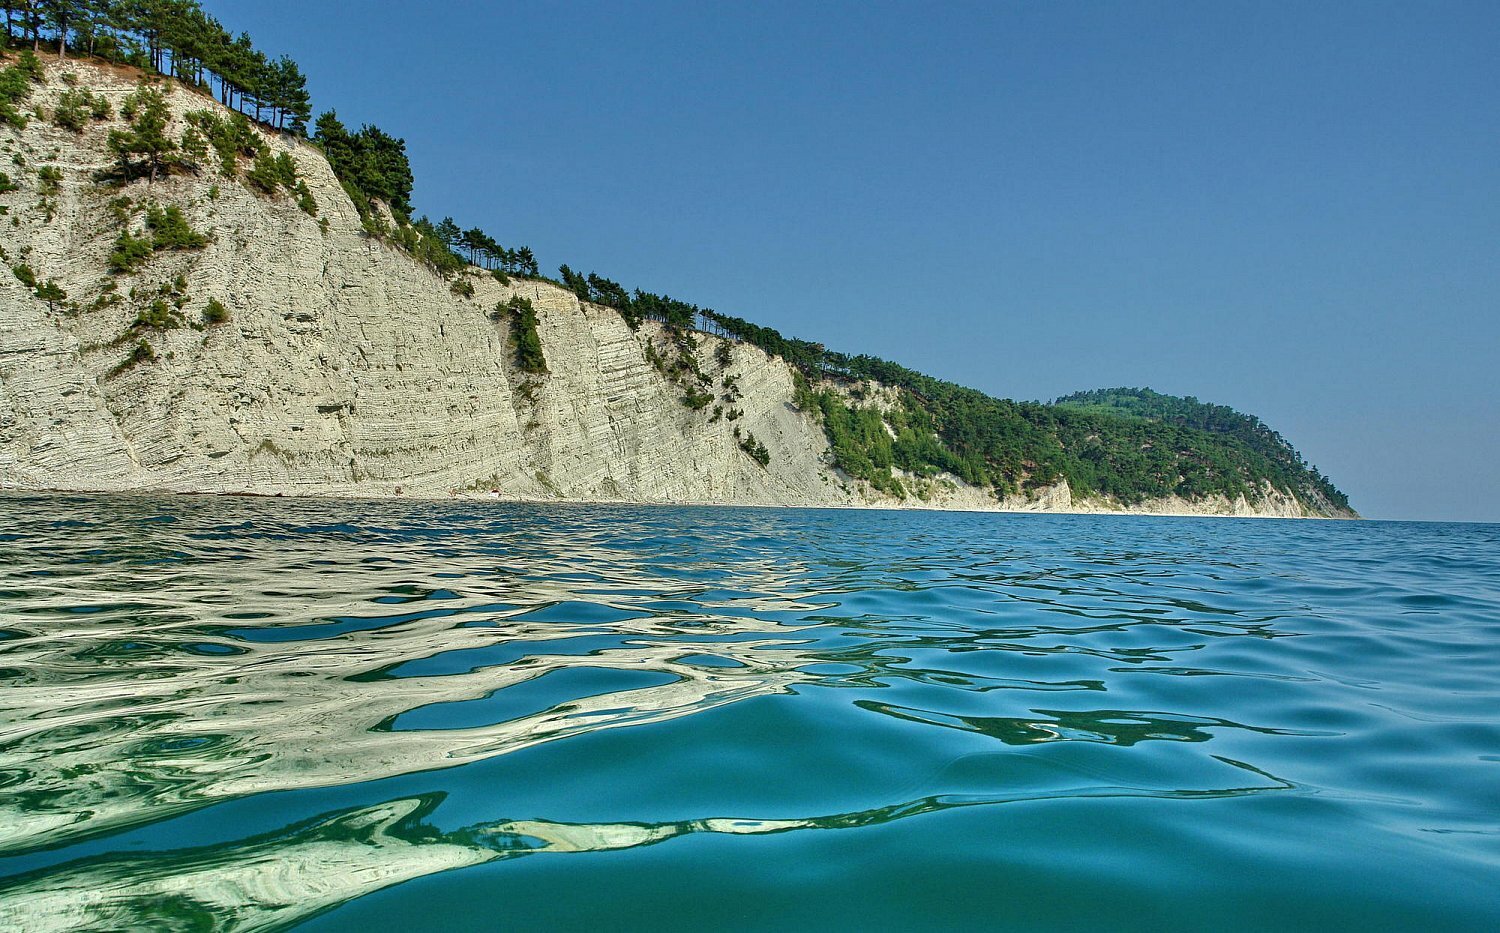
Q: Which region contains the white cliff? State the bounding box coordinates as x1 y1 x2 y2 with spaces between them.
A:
0 59 1335 517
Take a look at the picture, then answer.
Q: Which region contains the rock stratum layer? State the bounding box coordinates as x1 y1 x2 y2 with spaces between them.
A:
0 60 1346 517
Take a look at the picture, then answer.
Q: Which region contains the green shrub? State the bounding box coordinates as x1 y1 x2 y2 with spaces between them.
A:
110 338 157 376
34 279 67 308
203 298 230 325
0 172 15 194
247 150 297 193
145 204 208 250
12 263 36 288
502 296 547 374
134 297 181 329
108 231 154 273
14 51 43 84
682 387 714 410
52 88 109 132
738 431 771 468
185 110 266 178
294 179 317 216
450 277 475 298
35 165 61 196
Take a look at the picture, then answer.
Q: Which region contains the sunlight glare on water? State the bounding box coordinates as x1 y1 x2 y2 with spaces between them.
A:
0 494 1497 930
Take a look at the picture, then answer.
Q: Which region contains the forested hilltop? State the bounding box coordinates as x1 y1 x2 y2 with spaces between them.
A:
0 2 1353 515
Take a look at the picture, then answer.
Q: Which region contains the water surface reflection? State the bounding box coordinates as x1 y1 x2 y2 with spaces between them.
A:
1 495 1498 930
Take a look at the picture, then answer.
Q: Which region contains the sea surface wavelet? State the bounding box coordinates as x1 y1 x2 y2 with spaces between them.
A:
0 494 1496 930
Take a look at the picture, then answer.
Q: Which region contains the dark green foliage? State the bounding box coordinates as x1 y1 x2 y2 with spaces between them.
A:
683 387 713 410
108 230 153 273
314 112 412 218
0 172 15 194
21 2 311 134
203 298 229 325
450 277 474 298
736 430 770 468
1053 388 1351 510
0 51 42 128
13 50 43 83
501 296 547 374
35 165 60 195
34 278 66 308
185 110 264 177
246 149 297 193
145 203 207 249
134 297 178 329
393 217 465 276
294 179 316 216
443 224 537 277
808 389 907 496
179 126 209 165
52 87 109 131
108 85 177 182
12 262 36 287
110 338 157 377
108 202 206 272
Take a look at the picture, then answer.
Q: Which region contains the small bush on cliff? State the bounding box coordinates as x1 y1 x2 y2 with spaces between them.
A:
110 339 157 377
185 110 265 178
108 231 154 273
203 298 230 325
134 296 182 329
501 296 547 374
145 204 208 250
737 430 771 468
36 166 61 195
294 180 317 216
34 279 67 310
247 150 297 194
0 52 42 128
12 263 36 288
52 88 110 132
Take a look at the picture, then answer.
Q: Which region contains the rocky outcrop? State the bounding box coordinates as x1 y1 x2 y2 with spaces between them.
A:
0 60 1336 517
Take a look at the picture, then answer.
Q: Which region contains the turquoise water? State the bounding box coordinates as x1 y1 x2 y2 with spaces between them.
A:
0 495 1497 931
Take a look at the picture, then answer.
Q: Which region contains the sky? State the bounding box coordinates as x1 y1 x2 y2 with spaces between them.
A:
207 0 1499 521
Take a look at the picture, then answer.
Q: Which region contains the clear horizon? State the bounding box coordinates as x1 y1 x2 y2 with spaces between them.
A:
207 0 1500 522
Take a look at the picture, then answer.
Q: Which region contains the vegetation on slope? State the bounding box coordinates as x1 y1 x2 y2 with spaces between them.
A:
1053 388 1350 510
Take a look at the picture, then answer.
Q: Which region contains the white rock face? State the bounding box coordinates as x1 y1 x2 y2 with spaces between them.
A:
0 60 1330 517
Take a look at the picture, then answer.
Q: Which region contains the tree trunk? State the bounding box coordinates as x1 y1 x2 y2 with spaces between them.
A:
57 15 66 60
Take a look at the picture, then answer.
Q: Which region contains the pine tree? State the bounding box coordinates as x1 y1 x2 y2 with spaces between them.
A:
109 83 176 181
34 277 66 309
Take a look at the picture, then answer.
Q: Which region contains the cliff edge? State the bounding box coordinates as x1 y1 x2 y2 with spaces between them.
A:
0 58 1351 517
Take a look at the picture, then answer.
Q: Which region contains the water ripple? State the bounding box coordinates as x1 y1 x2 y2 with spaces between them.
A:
1 495 1498 930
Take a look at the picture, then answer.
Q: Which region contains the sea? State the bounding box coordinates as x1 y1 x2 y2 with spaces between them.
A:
0 493 1496 931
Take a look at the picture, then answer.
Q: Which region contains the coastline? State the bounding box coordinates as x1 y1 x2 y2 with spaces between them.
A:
0 481 1357 520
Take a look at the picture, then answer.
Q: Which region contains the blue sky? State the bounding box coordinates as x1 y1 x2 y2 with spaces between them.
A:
209 1 1499 521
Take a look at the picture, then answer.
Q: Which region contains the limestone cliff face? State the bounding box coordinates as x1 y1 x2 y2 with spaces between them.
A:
0 60 1333 517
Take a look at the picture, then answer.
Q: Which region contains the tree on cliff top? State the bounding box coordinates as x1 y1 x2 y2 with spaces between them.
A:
313 110 413 218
